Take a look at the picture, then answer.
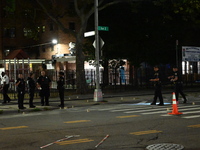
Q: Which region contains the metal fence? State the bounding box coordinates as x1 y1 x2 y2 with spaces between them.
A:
3 66 200 100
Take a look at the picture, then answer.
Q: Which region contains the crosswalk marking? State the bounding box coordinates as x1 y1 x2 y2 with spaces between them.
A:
124 107 166 114
130 130 162 135
142 107 200 115
111 108 136 112
56 138 94 145
93 103 200 119
142 110 167 115
0 126 28 130
97 105 145 111
64 120 91 124
183 115 200 119
162 110 200 117
116 115 139 118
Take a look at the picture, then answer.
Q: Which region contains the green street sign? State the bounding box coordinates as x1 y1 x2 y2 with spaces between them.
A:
98 26 109 31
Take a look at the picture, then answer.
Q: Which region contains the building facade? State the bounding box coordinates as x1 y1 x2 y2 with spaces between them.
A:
0 0 79 67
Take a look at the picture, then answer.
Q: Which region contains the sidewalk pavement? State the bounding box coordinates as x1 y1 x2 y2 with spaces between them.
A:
0 88 199 115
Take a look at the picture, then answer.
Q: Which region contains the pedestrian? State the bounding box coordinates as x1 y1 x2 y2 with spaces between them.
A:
1 72 11 104
168 66 187 103
16 74 26 109
27 72 36 108
57 71 65 108
37 71 52 106
119 66 125 83
150 66 164 106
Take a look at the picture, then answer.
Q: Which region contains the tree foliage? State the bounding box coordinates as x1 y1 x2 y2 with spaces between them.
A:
13 0 200 90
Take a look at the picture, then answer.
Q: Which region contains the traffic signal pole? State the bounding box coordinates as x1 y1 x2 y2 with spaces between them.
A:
94 0 103 102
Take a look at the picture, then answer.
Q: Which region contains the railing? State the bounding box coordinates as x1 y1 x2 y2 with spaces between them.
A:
4 67 200 97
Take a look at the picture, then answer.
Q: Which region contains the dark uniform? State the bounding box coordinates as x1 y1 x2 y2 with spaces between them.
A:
27 75 36 108
57 72 65 107
172 70 187 103
16 77 26 109
37 75 51 106
150 67 164 105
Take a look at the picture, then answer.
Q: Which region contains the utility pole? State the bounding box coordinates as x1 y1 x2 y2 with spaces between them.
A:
176 40 179 68
94 0 103 102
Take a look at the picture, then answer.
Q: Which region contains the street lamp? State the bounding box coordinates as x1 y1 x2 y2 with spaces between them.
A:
20 39 58 48
52 39 58 44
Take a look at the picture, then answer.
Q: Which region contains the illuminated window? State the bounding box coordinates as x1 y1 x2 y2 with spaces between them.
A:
23 28 32 37
42 26 45 32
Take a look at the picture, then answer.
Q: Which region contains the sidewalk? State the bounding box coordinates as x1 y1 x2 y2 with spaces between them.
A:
0 88 199 115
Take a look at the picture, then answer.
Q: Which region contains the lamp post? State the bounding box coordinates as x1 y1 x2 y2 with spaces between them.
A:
94 0 103 102
20 39 58 48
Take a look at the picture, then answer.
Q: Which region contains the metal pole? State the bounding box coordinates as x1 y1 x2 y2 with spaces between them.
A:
94 0 103 102
14 58 16 91
176 40 178 68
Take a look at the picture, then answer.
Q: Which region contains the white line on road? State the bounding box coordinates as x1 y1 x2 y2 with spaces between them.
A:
124 107 166 114
142 107 200 115
183 115 200 119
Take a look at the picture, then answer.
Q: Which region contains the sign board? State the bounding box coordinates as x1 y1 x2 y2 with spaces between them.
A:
93 37 105 49
98 26 109 31
84 31 95 37
182 46 200 62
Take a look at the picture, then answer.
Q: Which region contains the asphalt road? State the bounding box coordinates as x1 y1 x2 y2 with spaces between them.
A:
0 100 200 150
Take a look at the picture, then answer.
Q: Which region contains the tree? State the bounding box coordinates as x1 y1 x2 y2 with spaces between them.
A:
33 0 135 94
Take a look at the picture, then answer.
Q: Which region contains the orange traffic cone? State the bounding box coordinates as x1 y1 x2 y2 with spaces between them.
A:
168 92 183 115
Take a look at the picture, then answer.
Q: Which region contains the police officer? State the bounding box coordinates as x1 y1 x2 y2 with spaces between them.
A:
150 66 164 106
27 72 36 108
37 71 52 106
16 74 26 109
57 71 65 108
168 66 187 103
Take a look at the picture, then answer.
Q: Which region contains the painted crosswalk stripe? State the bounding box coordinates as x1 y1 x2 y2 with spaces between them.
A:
183 115 200 119
123 105 199 114
124 107 199 116
188 124 200 128
130 130 162 135
111 108 138 112
0 126 28 130
142 110 167 115
56 138 94 145
64 120 91 124
98 105 144 111
162 110 200 116
116 115 139 118
124 107 166 114
112 106 159 112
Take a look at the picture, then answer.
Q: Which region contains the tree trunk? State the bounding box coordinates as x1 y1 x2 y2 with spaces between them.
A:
75 29 88 94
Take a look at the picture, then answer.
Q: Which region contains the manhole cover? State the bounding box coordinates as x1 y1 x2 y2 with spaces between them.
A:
146 143 184 150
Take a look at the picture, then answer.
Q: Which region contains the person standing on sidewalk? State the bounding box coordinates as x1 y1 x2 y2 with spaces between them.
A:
168 66 187 103
37 71 52 106
1 72 11 104
27 72 36 108
16 74 26 109
150 66 164 106
57 71 65 108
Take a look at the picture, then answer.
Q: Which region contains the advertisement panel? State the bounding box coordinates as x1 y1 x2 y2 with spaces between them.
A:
182 46 200 62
